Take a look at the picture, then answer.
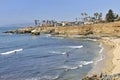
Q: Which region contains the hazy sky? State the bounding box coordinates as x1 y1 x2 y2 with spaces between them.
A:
0 0 120 26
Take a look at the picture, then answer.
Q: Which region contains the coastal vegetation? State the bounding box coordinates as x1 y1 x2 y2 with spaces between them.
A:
106 9 120 22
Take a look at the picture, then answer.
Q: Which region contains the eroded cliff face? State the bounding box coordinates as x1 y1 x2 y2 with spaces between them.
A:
53 22 120 37
54 26 93 35
4 21 120 37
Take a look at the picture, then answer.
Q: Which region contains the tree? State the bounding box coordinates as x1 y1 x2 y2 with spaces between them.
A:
94 12 99 20
84 13 88 17
105 9 115 22
34 20 39 26
98 13 102 20
81 13 88 22
75 18 78 22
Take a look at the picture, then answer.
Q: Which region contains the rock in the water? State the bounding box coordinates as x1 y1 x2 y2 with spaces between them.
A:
31 29 40 35
3 27 34 34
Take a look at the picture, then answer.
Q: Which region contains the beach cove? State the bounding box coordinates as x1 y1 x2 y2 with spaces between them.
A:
3 22 120 79
0 27 104 80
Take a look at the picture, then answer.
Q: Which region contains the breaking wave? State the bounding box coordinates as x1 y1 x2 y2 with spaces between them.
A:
99 46 104 54
95 43 105 63
59 65 79 70
48 51 67 55
59 60 94 71
68 45 83 49
24 75 59 80
80 61 94 65
0 48 23 55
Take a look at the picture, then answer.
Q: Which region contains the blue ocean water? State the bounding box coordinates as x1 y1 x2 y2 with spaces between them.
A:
0 26 101 80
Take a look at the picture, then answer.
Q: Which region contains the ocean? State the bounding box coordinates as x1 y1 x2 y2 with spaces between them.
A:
0 26 103 80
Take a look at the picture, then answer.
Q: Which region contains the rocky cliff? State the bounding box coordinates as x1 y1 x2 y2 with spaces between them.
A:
4 21 120 37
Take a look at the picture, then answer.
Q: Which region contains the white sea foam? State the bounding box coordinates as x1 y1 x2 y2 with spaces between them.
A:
99 47 104 54
60 61 93 71
60 65 79 70
41 75 52 80
99 43 102 47
0 48 23 55
80 61 94 65
99 43 104 53
49 51 61 54
51 36 64 40
49 51 67 55
78 64 83 67
96 56 103 62
52 75 59 80
68 45 83 49
94 43 105 63
45 34 52 37
61 52 67 55
38 75 59 80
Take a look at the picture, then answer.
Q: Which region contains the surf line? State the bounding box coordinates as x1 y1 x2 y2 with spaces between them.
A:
0 48 23 55
95 43 105 63
68 45 83 49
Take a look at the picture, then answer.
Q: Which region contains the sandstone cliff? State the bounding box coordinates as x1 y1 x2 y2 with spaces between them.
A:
4 21 120 37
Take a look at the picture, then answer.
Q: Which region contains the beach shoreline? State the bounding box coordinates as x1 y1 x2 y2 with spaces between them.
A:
88 37 120 77
87 38 113 76
110 38 120 75
98 38 115 74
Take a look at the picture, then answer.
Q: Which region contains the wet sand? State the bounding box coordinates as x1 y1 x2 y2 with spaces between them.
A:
100 38 115 74
100 38 120 75
89 37 117 75
88 39 114 76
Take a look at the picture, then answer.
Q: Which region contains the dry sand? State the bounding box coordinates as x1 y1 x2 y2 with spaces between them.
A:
89 37 120 75
100 38 115 74
111 39 120 74
98 38 120 75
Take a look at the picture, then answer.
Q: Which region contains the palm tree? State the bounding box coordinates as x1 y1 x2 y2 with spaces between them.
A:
34 20 39 26
81 13 88 21
94 12 99 20
98 13 102 20
75 18 78 22
81 13 84 16
81 13 88 17
84 13 88 17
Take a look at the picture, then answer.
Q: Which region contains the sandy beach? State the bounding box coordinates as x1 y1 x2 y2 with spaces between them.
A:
110 39 120 74
91 37 120 75
85 37 120 80
88 38 114 75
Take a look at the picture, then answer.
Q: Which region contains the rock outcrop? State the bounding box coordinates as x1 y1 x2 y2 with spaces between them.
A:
82 73 120 80
3 21 120 37
4 27 35 34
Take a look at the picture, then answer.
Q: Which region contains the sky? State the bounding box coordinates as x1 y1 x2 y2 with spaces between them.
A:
0 0 120 26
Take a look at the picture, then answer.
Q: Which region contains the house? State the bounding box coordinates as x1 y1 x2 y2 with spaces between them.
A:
84 21 94 25
61 21 82 26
